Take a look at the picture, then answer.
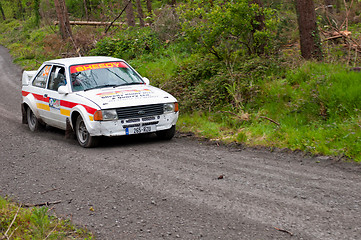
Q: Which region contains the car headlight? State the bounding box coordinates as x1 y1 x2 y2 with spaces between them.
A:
94 109 118 121
164 103 179 113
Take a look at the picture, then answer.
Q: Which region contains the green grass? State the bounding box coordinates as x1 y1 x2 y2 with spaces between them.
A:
178 61 361 162
129 54 181 86
179 113 361 162
0 196 93 239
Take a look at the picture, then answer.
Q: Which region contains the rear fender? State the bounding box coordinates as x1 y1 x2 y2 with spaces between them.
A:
22 71 37 86
22 93 40 119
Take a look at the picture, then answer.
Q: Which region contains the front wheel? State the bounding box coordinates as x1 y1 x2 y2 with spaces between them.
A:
156 125 176 140
75 115 99 148
27 107 40 132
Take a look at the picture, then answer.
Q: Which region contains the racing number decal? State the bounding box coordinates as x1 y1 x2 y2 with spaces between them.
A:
42 66 51 77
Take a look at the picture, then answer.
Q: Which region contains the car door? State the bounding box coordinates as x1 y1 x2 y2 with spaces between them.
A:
30 64 52 124
41 65 68 129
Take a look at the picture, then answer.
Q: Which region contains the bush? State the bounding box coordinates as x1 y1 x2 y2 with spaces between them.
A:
177 0 280 59
162 54 283 113
90 27 161 60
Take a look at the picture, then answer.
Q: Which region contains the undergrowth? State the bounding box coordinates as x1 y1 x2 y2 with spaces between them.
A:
177 61 361 162
0 196 93 239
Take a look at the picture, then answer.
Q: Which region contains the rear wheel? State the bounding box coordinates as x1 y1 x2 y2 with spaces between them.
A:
26 107 39 132
156 125 176 140
75 115 99 148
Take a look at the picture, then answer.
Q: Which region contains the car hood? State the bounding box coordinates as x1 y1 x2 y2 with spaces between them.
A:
76 85 177 109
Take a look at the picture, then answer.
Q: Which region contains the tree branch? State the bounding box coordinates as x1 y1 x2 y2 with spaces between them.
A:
105 0 131 33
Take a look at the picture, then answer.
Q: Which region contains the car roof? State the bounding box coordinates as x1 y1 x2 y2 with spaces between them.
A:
44 56 124 67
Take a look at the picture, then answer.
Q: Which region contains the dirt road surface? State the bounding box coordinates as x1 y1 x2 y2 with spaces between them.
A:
1 46 361 239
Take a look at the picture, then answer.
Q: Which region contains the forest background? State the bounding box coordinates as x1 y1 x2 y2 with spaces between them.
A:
0 0 361 161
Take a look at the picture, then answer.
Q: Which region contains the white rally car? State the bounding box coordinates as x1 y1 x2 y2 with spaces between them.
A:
21 56 179 147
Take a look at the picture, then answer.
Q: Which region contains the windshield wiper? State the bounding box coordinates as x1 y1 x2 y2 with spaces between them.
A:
119 82 144 86
84 84 121 91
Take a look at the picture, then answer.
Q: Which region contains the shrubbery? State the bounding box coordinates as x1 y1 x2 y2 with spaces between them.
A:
177 0 280 59
90 27 161 60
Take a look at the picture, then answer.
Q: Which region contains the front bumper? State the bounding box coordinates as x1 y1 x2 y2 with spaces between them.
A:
86 112 179 137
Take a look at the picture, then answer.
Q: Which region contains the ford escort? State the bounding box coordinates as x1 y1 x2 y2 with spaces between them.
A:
21 56 179 147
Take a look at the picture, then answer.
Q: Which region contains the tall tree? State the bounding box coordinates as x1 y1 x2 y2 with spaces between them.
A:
336 0 341 13
83 0 89 20
34 0 41 27
250 0 266 54
0 1 5 20
325 0 334 14
295 0 322 60
124 0 135 27
15 0 24 19
54 0 73 40
146 0 152 14
135 0 145 26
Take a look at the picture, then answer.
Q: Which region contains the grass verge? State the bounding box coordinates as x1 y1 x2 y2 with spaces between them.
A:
0 196 93 239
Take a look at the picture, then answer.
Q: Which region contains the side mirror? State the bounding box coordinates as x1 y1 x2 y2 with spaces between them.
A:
58 85 70 95
143 77 150 85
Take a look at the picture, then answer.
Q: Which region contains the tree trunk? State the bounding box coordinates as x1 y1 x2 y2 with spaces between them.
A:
336 0 341 13
54 0 73 40
0 2 6 20
295 0 323 60
124 0 135 27
15 0 24 19
249 0 265 54
83 0 89 20
135 0 145 27
325 0 334 14
34 0 41 27
146 0 152 14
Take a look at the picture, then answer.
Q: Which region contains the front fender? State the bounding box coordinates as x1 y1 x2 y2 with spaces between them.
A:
70 105 101 135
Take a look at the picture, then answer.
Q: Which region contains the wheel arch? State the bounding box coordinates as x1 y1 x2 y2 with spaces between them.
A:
22 94 40 119
69 105 94 132
70 111 81 130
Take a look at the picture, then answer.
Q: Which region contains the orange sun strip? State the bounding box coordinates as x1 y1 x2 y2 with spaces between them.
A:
70 61 128 74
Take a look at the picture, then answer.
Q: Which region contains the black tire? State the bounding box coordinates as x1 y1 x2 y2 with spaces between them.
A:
156 125 176 140
26 107 39 132
75 115 99 148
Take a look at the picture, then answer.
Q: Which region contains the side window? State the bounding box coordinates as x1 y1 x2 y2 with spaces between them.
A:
48 66 66 91
32 65 51 88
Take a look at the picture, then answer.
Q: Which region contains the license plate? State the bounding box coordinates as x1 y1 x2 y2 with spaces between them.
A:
125 125 155 135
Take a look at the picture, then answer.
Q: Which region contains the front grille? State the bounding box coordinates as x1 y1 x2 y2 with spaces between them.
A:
123 121 159 129
123 123 141 128
142 121 159 126
126 118 141 123
142 116 156 121
116 104 164 120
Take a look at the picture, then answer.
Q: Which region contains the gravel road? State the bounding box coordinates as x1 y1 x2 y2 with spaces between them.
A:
1 45 361 240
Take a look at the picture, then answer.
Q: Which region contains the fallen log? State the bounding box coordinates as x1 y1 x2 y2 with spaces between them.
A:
54 21 123 26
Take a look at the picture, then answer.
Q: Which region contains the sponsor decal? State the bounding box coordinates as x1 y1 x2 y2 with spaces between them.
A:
96 89 155 101
49 98 60 110
70 62 128 73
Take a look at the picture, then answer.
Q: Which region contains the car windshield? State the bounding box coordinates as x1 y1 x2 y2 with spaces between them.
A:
70 61 144 92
